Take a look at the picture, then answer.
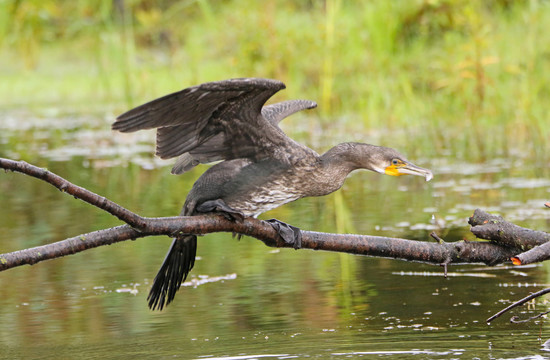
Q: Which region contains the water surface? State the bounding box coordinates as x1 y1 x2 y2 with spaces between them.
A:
1 111 550 359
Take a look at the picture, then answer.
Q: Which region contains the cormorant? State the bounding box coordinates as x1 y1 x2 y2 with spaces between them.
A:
112 78 433 310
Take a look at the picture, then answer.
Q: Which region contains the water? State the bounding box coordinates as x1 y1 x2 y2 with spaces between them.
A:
1 111 550 359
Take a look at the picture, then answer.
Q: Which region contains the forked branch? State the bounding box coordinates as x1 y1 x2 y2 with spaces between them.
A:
469 208 550 265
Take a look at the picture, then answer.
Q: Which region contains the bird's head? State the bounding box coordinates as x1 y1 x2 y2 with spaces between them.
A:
368 145 433 181
321 142 433 182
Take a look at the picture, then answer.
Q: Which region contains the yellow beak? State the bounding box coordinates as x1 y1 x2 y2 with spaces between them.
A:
385 162 433 181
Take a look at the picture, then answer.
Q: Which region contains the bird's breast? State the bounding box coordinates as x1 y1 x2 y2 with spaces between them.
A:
229 186 303 218
220 157 331 217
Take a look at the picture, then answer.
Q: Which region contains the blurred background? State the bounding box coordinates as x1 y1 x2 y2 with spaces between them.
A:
1 0 550 358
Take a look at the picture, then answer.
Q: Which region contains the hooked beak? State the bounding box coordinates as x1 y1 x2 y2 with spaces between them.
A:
385 161 433 182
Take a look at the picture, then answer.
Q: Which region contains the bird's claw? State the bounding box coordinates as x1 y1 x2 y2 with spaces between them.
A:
265 219 302 249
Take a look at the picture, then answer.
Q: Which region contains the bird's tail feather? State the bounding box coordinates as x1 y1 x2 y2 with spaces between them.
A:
147 235 197 310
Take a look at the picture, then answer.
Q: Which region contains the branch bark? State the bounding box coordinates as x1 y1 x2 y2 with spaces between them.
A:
511 242 550 265
0 158 148 229
0 158 536 272
468 208 550 265
469 209 550 250
0 215 518 271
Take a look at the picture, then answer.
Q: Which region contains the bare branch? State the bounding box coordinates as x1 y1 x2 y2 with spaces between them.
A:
0 213 519 271
468 208 550 265
469 208 550 250
0 158 148 228
0 215 277 271
511 242 550 265
0 157 524 272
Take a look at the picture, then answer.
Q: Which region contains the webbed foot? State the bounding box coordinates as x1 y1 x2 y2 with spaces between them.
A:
196 199 245 221
265 219 302 249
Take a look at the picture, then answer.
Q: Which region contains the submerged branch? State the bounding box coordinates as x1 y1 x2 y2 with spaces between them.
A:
486 288 550 324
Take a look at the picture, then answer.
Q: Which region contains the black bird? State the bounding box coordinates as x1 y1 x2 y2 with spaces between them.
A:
112 78 433 310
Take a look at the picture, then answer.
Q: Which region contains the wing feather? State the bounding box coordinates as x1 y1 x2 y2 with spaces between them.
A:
262 99 317 125
113 78 284 132
112 78 317 174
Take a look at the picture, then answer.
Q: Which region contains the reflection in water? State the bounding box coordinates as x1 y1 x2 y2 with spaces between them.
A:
393 271 497 278
1 114 550 358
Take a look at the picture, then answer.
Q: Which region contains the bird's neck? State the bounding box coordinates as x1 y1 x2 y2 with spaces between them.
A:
320 142 382 173
305 142 381 197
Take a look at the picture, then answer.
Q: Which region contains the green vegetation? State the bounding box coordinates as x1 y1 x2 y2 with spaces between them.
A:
1 0 549 160
2 3 550 354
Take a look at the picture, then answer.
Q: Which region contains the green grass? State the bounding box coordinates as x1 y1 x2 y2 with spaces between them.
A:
1 0 549 160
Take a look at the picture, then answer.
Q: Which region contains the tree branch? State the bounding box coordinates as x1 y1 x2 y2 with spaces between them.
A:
468 208 550 250
0 213 519 271
486 288 550 324
511 242 550 265
0 158 149 229
468 208 550 265
0 158 529 272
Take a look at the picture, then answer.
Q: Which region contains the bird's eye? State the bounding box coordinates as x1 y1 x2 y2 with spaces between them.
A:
391 159 400 165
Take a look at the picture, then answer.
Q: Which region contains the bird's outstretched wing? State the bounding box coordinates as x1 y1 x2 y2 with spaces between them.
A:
261 99 317 126
170 99 318 174
112 78 317 174
113 78 284 132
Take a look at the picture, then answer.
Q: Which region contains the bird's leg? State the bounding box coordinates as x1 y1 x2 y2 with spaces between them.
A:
195 199 245 222
265 219 302 249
